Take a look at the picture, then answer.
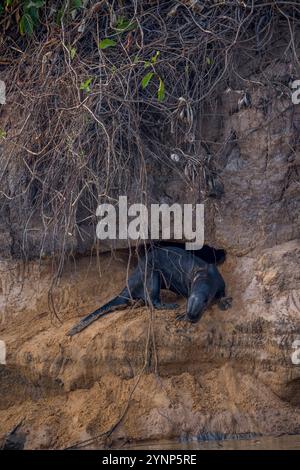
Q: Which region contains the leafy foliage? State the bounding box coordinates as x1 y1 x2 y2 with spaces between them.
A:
114 16 137 33
0 128 6 139
0 0 45 35
98 38 117 50
0 0 84 35
157 78 165 102
141 72 154 89
141 52 165 102
69 46 77 60
0 0 298 266
80 77 93 93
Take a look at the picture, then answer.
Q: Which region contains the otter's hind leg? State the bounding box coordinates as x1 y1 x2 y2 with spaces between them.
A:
217 296 232 310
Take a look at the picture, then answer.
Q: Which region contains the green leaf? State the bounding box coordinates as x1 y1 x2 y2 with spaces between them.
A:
115 16 137 32
19 13 34 35
141 72 154 89
206 57 212 65
157 77 165 102
25 1 45 8
0 129 6 139
71 0 82 9
151 51 160 64
80 77 93 93
26 7 39 24
55 7 63 25
70 47 76 60
98 38 117 50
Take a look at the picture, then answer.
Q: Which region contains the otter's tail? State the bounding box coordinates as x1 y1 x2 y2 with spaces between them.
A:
67 295 130 336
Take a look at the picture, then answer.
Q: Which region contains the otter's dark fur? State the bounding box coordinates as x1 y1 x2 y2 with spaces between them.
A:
67 246 231 336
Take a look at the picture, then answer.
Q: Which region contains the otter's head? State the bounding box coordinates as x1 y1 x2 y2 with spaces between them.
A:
186 271 210 323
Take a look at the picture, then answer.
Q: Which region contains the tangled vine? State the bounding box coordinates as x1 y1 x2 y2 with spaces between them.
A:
0 1 299 268
1 0 300 447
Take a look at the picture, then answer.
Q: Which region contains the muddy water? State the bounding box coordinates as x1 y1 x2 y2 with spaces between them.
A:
123 435 300 450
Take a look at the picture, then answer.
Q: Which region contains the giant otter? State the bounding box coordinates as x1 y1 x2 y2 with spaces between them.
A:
67 246 231 336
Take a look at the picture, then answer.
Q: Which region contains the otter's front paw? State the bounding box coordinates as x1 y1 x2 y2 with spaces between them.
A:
175 312 187 321
218 296 232 311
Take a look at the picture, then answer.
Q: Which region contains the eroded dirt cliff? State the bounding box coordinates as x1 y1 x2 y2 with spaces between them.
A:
0 238 300 449
1 58 300 448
